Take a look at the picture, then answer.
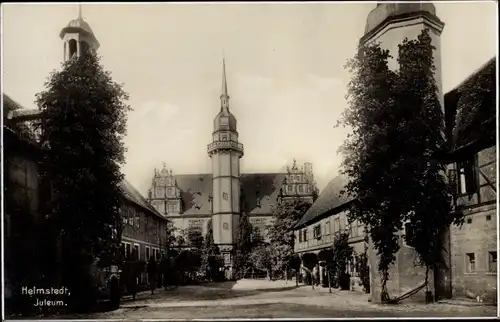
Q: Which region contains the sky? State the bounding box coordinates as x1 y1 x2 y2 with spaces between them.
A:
2 2 498 195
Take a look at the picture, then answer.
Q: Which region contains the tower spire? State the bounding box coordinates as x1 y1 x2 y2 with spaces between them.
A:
220 58 230 110
78 3 82 19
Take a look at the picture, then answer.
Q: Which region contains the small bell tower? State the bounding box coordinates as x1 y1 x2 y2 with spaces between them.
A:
60 4 100 61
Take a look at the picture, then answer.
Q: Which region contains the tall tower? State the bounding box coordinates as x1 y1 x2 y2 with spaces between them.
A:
360 3 445 109
60 5 100 61
207 60 244 271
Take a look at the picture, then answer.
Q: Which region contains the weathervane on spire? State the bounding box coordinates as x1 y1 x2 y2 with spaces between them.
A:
78 3 83 19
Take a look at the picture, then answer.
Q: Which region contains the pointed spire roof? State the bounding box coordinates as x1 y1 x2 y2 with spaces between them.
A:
222 58 229 98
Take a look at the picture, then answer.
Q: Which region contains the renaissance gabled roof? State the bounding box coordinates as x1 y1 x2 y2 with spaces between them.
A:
295 174 354 229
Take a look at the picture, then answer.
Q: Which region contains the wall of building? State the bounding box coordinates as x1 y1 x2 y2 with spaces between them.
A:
368 231 433 304
120 201 168 261
295 210 364 254
449 145 497 303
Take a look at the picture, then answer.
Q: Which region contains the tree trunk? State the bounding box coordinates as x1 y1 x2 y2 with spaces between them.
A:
434 227 452 300
285 269 288 284
296 269 299 287
327 268 332 293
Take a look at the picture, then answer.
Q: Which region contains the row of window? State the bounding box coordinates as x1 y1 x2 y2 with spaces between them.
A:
155 187 179 198
285 184 309 194
299 216 361 243
465 251 497 274
121 241 165 261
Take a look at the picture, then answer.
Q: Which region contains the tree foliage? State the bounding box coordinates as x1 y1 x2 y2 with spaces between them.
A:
331 232 353 277
35 52 130 310
234 213 253 279
339 29 458 301
200 220 222 280
249 244 273 279
186 227 204 250
268 198 312 273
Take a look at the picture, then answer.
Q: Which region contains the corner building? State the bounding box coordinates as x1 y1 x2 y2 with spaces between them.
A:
148 61 316 269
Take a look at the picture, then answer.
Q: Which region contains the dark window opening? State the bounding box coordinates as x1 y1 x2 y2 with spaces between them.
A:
68 39 77 58
313 225 322 240
458 156 478 195
486 215 492 221
404 223 415 247
488 251 497 273
467 218 472 224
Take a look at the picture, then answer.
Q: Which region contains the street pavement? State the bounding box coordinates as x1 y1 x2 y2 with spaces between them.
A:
74 279 497 319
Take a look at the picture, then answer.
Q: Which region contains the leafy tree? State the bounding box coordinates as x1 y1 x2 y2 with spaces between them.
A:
288 254 302 286
200 220 222 281
234 213 253 279
186 227 204 250
249 245 273 280
338 29 458 302
331 232 353 290
35 52 130 311
268 198 312 278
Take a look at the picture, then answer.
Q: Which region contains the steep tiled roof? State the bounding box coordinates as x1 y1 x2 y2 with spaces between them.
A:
445 57 496 152
241 173 286 215
295 175 353 229
175 174 214 215
119 179 165 220
173 173 287 216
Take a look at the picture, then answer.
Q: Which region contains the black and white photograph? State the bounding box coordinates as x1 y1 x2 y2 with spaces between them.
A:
1 1 498 319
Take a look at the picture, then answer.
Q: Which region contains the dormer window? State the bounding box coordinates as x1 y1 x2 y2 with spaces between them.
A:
221 135 228 141
256 198 261 208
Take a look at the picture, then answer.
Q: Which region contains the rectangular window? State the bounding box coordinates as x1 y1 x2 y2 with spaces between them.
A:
488 251 497 273
146 246 151 260
313 225 322 240
222 192 228 200
298 231 303 243
134 244 140 260
303 229 308 242
125 243 131 259
325 221 331 235
404 223 415 248
458 157 478 195
465 253 476 273
298 185 303 193
334 217 340 233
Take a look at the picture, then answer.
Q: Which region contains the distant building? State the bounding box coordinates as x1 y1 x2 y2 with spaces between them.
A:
294 175 365 282
145 61 317 272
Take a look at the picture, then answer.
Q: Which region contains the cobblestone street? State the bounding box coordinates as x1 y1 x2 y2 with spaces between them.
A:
74 280 497 319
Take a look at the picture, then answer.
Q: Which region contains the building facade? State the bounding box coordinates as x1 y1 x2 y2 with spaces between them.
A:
445 57 497 302
294 175 365 284
146 63 316 269
3 9 171 287
357 3 496 304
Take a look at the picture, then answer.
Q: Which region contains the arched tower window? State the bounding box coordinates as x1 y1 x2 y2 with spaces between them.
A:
68 39 77 58
80 41 90 55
